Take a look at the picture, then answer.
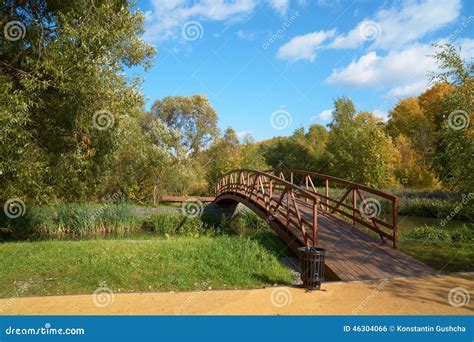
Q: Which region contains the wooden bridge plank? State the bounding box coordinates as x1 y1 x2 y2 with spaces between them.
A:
266 192 434 282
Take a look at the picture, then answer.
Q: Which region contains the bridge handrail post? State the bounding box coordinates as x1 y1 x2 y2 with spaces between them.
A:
313 199 318 247
325 177 329 210
352 187 357 225
286 188 290 228
392 197 398 249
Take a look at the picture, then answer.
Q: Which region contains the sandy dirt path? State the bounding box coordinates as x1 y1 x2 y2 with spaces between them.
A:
1 272 472 315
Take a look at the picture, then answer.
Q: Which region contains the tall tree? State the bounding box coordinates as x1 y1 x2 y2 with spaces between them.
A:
326 98 399 187
429 44 473 191
386 98 434 155
204 127 241 189
328 96 356 129
394 134 438 188
418 82 455 129
0 0 155 202
239 135 268 171
150 95 219 157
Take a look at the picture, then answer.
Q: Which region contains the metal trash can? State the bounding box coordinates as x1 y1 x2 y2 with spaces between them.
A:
298 246 326 290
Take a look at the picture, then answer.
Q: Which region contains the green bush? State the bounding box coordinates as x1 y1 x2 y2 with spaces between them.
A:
388 189 458 200
141 212 213 237
451 225 474 243
398 198 473 221
401 226 451 241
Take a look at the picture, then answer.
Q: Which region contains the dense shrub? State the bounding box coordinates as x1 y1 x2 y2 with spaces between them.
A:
141 212 215 237
388 189 458 200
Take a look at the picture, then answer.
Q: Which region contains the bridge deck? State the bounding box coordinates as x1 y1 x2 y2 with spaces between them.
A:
264 194 434 282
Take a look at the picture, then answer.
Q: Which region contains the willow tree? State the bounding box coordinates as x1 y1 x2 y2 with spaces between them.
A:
150 95 219 157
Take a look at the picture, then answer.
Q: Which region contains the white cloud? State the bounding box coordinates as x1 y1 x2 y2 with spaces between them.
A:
268 0 289 16
318 109 333 120
329 0 461 50
329 20 380 49
326 39 474 97
311 109 332 122
372 109 389 121
457 38 474 59
386 81 427 98
236 130 253 141
143 0 300 42
277 29 336 62
326 44 437 97
143 0 258 42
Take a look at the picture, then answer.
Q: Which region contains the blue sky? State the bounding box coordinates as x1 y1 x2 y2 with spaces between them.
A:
128 0 473 141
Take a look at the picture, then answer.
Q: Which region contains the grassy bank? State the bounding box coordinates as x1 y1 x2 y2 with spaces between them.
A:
0 233 292 298
399 224 474 272
0 205 293 298
400 240 474 272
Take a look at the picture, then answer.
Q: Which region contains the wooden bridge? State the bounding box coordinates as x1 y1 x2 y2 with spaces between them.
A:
214 169 434 282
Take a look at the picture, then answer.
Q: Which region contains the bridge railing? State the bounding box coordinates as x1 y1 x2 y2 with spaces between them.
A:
266 169 398 248
215 169 321 247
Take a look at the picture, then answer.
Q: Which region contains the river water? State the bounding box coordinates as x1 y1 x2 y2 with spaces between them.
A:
396 215 468 233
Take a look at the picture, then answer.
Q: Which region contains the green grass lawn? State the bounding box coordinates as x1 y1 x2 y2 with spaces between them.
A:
400 239 474 272
0 234 292 298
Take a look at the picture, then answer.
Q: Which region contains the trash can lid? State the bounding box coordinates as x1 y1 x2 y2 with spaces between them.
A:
297 246 326 253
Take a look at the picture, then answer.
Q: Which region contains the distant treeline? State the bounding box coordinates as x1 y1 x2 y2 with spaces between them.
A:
1 2 472 205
